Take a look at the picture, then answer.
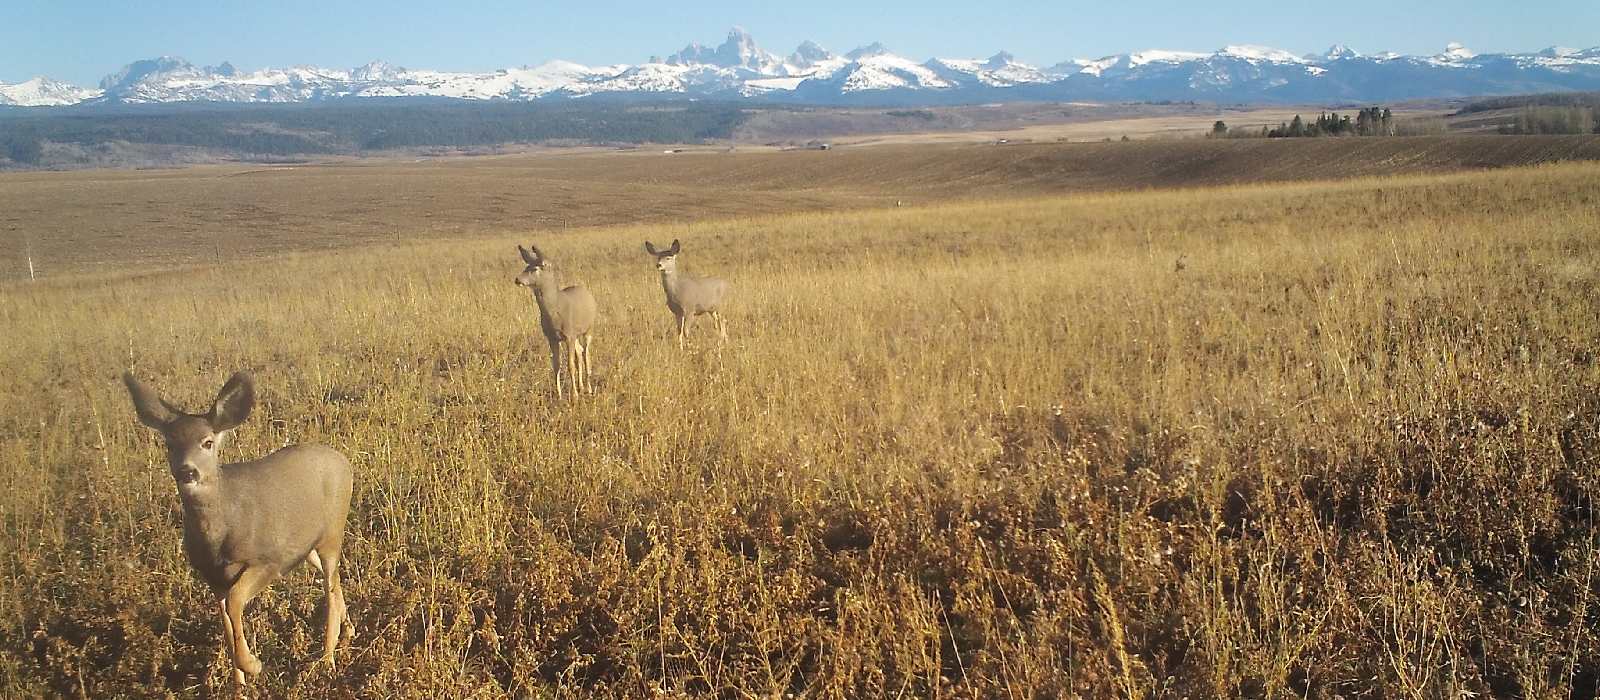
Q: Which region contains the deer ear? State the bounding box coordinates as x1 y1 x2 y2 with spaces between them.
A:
518 245 537 265
645 241 658 255
209 372 255 432
530 245 545 261
668 239 680 255
124 372 178 430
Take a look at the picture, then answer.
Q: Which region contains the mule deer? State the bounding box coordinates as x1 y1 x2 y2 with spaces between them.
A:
644 239 729 348
515 244 597 397
122 371 354 684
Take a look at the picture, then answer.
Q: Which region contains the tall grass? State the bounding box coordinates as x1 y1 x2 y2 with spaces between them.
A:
2 163 1598 697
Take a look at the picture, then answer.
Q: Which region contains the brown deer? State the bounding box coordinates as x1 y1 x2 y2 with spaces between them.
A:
515 244 597 397
644 239 729 348
122 371 354 685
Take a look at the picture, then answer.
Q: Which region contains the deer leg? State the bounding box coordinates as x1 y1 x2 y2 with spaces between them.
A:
566 342 580 399
579 334 593 394
224 566 279 679
218 598 244 685
315 548 347 667
713 311 727 344
549 342 563 399
676 315 686 349
574 337 587 395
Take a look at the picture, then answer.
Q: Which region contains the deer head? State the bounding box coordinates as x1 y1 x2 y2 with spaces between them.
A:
124 372 255 492
644 239 681 273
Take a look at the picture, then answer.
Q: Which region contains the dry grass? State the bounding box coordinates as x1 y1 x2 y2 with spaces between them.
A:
5 135 1600 282
2 160 1600 697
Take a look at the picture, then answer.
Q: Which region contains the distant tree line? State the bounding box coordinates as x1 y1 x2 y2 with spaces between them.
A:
1457 91 1600 114
1495 106 1600 134
1209 107 1397 139
0 100 751 163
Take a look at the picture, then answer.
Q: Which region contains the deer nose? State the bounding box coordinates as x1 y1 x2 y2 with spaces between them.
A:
174 464 200 485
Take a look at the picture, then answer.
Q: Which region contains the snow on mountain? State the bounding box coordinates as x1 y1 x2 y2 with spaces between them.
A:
1431 42 1478 66
1128 50 1211 67
0 77 101 106
829 50 952 92
1322 44 1361 61
1219 45 1309 63
9 29 1600 108
926 52 1050 87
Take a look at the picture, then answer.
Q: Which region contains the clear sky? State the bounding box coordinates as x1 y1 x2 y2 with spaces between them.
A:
3 0 1596 85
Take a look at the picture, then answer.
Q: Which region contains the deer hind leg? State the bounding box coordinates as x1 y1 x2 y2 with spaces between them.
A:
573 336 587 395
224 566 280 680
712 311 727 344
313 546 347 667
578 334 593 394
565 341 581 399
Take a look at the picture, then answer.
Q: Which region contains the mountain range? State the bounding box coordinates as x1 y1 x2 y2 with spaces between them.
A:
4 28 1599 108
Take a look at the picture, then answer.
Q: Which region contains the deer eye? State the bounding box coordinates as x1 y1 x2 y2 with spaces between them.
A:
201 438 215 450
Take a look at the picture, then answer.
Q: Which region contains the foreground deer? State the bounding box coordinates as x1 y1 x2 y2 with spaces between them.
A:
122 371 354 684
644 239 729 348
515 244 597 397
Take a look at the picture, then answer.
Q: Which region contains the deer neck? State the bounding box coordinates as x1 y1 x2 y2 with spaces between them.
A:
529 273 563 302
178 481 232 563
659 269 682 300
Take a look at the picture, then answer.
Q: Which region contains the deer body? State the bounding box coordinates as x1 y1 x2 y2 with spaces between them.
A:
123 372 353 685
645 239 729 348
181 445 351 591
516 244 596 397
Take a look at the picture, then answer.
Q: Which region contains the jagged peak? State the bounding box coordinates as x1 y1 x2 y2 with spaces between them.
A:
985 51 1016 68
846 42 892 60
1323 44 1360 60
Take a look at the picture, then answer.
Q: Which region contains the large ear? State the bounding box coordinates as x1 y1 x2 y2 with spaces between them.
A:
667 239 681 255
518 244 537 265
529 245 546 261
208 372 256 432
123 372 178 430
644 241 658 256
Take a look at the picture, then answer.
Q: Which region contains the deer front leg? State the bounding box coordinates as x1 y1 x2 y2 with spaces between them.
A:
224 566 279 680
218 599 244 685
548 341 564 399
676 314 686 349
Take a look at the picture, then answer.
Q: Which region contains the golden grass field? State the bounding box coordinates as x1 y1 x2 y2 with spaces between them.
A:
2 140 1600 697
6 135 1600 283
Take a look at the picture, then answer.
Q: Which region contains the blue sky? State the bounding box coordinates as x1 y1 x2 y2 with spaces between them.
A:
3 1 1596 85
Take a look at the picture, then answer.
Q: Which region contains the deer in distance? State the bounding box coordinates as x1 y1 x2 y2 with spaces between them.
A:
645 239 730 348
122 371 354 685
515 244 597 397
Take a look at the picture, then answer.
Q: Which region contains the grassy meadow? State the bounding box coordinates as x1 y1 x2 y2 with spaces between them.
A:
2 159 1600 697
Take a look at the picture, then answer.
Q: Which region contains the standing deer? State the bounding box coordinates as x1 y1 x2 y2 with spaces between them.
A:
644 239 729 348
515 244 596 397
122 371 353 685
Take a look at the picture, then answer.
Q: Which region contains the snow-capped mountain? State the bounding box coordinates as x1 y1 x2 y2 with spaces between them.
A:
7 32 1600 109
0 77 101 106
